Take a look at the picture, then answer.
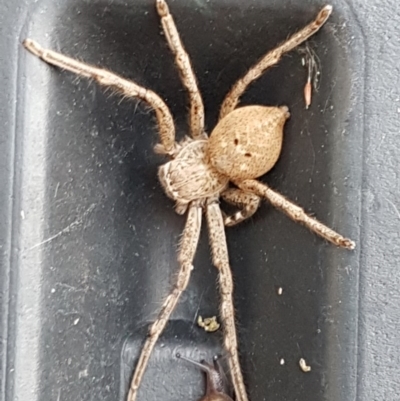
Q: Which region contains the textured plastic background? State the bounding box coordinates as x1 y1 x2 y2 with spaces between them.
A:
0 1 399 401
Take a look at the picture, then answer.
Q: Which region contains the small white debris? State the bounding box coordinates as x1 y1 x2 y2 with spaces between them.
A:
277 287 283 295
280 358 285 365
20 210 25 220
78 369 88 378
51 288 56 294
73 317 80 325
299 358 311 372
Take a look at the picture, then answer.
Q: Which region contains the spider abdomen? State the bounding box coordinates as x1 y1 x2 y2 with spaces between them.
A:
208 105 290 181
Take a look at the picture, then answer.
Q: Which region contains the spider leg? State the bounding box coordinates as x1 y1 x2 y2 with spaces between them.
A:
221 188 261 227
236 179 355 250
127 202 202 401
23 39 177 156
156 0 205 139
206 198 249 401
219 5 332 119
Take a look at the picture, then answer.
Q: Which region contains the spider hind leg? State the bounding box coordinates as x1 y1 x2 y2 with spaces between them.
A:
206 199 249 401
127 203 202 401
222 188 261 227
236 179 355 250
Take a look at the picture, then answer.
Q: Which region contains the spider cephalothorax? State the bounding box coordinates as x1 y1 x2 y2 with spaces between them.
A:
158 139 229 213
23 1 354 401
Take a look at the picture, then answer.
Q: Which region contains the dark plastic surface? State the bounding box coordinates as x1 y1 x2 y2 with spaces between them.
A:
1 0 399 401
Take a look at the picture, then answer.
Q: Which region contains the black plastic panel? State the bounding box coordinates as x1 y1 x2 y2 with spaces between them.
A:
2 0 368 400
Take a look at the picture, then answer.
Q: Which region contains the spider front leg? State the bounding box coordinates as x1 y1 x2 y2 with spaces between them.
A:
219 5 332 119
221 188 261 227
206 199 249 401
22 39 178 156
236 179 355 250
127 202 202 401
156 0 205 139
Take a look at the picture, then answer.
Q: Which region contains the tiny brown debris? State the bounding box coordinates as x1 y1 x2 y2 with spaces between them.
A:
298 44 321 109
